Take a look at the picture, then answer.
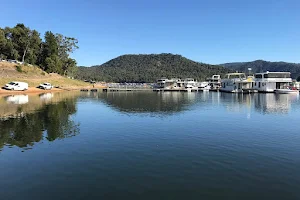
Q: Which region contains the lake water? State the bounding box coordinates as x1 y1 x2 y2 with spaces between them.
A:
0 91 300 199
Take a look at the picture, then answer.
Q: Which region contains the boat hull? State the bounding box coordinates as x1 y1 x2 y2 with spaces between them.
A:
274 89 299 94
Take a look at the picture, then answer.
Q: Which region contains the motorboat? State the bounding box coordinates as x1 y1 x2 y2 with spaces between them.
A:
274 89 299 94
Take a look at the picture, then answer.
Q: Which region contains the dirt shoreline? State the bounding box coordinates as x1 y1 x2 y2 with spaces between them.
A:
0 86 106 96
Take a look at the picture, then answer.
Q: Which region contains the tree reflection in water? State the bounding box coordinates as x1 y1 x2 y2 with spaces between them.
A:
0 97 79 150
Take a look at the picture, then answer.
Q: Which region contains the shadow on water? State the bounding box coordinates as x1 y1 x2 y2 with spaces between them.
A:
83 91 199 115
0 92 81 151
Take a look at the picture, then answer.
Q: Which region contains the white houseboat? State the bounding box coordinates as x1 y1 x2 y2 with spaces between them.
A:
253 72 292 93
155 78 198 91
156 78 177 89
220 73 255 93
198 82 211 91
207 75 221 90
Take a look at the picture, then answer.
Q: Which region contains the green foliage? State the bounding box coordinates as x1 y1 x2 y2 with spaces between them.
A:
16 65 22 72
45 55 63 73
0 24 79 76
221 60 300 79
0 98 79 149
76 54 231 82
41 72 46 76
297 76 300 82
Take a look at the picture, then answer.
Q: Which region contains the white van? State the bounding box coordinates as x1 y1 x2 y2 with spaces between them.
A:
3 81 28 91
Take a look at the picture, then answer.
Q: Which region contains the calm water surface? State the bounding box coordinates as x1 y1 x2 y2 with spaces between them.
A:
0 91 300 199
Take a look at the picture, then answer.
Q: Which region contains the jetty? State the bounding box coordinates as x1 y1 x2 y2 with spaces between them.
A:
103 88 151 92
153 88 199 92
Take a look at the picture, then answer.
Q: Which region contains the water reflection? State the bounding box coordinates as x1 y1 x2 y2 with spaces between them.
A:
5 95 29 104
39 93 54 101
0 91 298 150
92 91 298 115
94 92 198 114
0 92 80 150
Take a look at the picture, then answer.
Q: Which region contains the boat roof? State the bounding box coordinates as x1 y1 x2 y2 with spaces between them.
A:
255 71 291 74
225 73 245 75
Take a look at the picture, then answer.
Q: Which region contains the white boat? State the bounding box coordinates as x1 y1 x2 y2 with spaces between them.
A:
156 78 177 89
198 82 211 91
206 75 221 90
292 81 300 90
274 89 299 94
220 73 256 93
254 72 292 93
156 78 198 91
183 78 198 90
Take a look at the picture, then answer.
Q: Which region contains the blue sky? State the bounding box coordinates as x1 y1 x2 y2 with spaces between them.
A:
1 0 299 66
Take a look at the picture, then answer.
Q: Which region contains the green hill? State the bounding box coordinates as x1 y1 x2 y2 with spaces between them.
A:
77 53 231 82
221 60 300 80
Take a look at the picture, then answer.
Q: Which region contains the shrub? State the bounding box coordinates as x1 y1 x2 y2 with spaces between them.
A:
41 72 46 76
16 65 22 72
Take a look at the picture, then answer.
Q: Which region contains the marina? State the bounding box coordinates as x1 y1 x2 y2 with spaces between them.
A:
102 72 299 94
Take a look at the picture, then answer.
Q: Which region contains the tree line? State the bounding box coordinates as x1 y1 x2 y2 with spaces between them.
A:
0 23 79 77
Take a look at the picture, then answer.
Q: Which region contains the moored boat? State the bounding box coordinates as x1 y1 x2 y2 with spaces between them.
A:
274 89 299 94
254 71 292 93
220 73 256 93
198 82 211 91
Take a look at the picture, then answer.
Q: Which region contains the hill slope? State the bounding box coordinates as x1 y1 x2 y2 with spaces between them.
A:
0 62 90 89
221 60 300 79
77 54 231 82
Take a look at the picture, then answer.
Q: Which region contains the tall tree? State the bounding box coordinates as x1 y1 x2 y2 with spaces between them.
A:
25 30 41 64
55 34 79 77
55 33 78 61
3 27 19 59
40 31 58 71
0 28 6 59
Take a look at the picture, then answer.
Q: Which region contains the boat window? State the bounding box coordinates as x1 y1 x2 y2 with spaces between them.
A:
255 74 262 78
264 73 290 78
229 75 241 79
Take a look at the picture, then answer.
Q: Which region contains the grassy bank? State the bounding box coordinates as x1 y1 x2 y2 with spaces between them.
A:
0 62 93 89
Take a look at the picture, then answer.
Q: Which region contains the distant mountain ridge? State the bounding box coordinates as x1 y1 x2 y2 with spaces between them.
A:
220 60 300 79
77 53 231 82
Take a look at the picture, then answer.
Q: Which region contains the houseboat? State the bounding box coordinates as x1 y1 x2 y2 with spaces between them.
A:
253 72 292 93
198 82 211 91
220 73 256 93
156 78 177 89
207 75 221 90
155 78 198 91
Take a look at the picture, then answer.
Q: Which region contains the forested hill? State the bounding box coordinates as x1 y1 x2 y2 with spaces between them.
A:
77 54 231 82
221 60 300 80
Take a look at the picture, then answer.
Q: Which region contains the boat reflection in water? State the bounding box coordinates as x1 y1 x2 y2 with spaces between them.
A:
94 91 298 116
5 94 29 105
218 92 298 115
254 93 298 114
